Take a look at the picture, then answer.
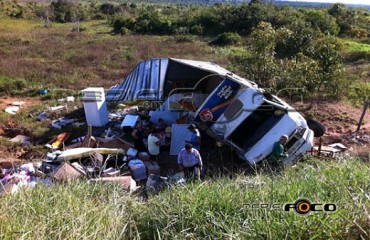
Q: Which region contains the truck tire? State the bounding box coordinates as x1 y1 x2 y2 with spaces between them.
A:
306 118 326 137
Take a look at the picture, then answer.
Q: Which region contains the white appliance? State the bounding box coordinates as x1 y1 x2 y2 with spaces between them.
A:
81 87 109 127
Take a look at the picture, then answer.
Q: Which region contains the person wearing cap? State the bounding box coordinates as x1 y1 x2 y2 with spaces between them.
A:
270 135 289 162
178 143 203 180
185 124 201 151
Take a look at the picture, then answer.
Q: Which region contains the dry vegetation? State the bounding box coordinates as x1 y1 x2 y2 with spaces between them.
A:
0 19 226 91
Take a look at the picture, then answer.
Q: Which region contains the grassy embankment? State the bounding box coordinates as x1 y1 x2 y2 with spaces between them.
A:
1 157 370 239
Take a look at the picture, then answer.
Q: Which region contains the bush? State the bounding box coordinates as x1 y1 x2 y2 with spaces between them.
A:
119 27 131 35
173 35 197 43
347 28 369 39
210 32 242 46
348 81 370 105
112 16 135 34
190 24 203 35
0 76 27 95
51 0 89 23
99 3 118 15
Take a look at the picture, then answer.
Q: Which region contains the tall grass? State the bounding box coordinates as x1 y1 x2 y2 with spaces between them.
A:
1 157 370 239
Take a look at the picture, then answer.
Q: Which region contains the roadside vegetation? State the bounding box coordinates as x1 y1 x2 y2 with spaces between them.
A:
1 157 370 239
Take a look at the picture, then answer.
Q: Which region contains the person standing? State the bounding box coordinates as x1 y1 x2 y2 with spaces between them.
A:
148 129 161 161
155 118 167 133
178 143 203 180
132 121 146 152
186 124 201 151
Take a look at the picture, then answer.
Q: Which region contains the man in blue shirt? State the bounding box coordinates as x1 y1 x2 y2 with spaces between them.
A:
185 124 201 151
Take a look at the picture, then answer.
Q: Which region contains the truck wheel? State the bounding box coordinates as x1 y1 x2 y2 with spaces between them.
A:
306 118 326 137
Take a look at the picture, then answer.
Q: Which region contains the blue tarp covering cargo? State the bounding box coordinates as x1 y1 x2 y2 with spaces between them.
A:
106 58 254 103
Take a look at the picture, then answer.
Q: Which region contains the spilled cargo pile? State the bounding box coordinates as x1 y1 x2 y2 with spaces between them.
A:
0 101 187 195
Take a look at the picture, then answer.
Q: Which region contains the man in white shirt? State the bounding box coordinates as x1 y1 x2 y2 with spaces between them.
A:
178 143 203 180
148 129 161 161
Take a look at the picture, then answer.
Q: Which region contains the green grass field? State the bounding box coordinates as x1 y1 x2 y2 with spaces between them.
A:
1 157 369 239
340 39 370 54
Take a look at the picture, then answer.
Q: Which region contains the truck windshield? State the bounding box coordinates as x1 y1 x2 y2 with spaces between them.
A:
227 103 285 151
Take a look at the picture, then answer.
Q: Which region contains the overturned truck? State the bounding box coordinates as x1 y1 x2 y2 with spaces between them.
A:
106 58 316 165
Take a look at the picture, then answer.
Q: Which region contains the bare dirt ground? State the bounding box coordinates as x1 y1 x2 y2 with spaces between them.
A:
0 97 41 110
303 100 370 157
0 97 42 163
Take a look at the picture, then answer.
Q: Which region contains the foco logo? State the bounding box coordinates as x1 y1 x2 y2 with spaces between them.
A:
284 199 337 215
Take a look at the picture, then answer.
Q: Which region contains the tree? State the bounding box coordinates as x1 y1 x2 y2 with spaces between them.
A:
310 37 344 98
328 3 353 35
232 22 278 88
304 9 339 36
275 20 318 58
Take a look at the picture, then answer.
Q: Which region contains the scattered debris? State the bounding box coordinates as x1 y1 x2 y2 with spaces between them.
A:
57 148 124 161
51 118 75 129
49 162 83 181
144 161 160 176
121 115 141 128
146 174 168 194
0 162 51 195
48 105 66 112
39 89 48 95
10 135 31 146
58 96 75 103
328 143 347 151
313 145 342 158
37 112 48 121
98 138 134 150
5 106 20 115
45 132 72 150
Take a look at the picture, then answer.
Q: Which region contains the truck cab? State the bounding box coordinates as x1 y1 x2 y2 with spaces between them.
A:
192 77 314 165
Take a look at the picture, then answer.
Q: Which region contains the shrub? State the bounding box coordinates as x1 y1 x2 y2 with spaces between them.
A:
99 3 118 15
210 32 242 46
347 28 369 39
112 16 135 34
0 76 27 95
348 81 370 105
173 35 197 43
119 27 131 35
190 24 203 35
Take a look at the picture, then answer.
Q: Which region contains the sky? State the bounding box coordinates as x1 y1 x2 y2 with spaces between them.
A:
284 0 369 5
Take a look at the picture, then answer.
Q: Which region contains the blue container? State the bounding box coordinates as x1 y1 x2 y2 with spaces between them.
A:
39 89 48 95
128 159 147 181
